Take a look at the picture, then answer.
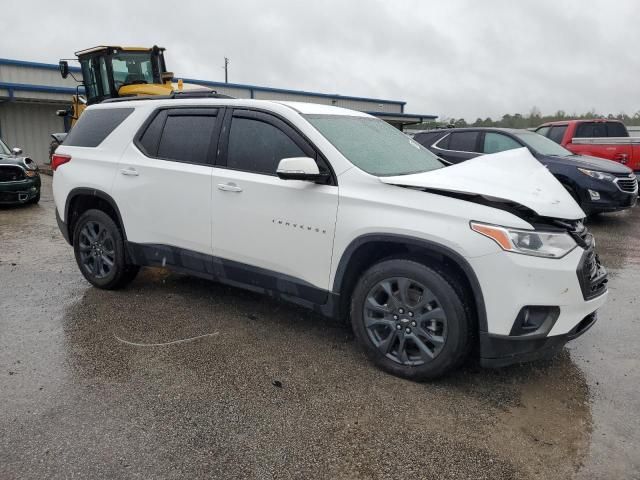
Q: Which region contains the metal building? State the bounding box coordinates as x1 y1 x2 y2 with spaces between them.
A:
0 57 436 165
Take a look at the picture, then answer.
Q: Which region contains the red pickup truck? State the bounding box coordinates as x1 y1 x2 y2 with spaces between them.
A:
535 119 640 173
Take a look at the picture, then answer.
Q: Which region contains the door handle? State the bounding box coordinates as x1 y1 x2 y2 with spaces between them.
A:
120 167 139 176
217 183 243 192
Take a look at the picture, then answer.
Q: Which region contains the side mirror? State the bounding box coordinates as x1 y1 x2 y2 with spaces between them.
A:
11 147 22 156
276 157 325 181
59 60 69 79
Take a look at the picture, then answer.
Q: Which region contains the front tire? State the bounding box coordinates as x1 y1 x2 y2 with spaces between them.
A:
350 259 471 380
72 209 139 289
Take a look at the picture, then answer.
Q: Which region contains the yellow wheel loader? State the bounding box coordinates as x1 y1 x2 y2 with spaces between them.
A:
50 45 223 158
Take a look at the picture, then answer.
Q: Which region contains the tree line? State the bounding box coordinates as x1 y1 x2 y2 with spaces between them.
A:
412 108 640 130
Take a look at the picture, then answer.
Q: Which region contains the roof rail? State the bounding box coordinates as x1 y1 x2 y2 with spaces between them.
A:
102 90 235 104
170 90 234 99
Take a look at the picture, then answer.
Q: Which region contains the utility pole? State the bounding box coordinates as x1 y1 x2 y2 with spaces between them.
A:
224 57 230 83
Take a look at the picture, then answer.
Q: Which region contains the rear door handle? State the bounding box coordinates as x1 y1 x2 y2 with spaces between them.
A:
120 167 139 176
217 183 242 192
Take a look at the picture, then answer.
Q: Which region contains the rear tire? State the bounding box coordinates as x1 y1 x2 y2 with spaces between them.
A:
350 258 471 380
72 209 139 290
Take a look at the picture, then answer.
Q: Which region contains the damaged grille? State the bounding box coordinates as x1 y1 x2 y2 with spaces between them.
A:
0 166 25 182
569 221 608 300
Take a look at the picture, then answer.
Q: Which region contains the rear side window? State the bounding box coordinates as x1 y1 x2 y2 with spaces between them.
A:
548 125 567 144
413 131 447 147
606 122 628 137
138 111 167 157
63 108 133 147
226 117 305 174
483 132 522 154
447 131 480 152
157 113 218 164
575 122 607 138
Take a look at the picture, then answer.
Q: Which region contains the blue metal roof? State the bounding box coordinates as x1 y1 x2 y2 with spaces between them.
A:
0 58 82 73
0 58 406 106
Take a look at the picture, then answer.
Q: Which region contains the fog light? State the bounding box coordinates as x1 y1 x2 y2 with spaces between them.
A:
30 186 37 192
588 189 600 201
510 306 560 336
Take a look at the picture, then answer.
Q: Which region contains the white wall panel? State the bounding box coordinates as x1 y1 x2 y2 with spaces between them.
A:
0 102 64 165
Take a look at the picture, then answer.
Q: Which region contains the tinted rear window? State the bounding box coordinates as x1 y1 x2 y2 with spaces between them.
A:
157 113 218 164
448 131 480 152
413 131 447 147
63 108 133 147
138 111 167 157
607 122 628 137
575 122 607 138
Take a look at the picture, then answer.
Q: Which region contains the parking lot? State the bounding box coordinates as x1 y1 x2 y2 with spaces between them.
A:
1 174 638 479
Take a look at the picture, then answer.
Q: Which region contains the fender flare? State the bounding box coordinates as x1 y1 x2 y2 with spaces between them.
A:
64 188 127 241
332 233 488 332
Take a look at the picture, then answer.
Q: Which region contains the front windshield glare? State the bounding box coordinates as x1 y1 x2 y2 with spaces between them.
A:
514 132 573 157
305 115 443 176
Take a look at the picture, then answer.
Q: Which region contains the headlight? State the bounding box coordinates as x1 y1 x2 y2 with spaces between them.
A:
470 222 577 258
24 170 38 177
578 168 614 182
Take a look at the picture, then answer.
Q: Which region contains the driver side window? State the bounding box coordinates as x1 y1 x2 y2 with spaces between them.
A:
225 113 307 175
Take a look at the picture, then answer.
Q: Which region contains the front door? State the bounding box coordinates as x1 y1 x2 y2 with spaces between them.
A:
211 109 338 299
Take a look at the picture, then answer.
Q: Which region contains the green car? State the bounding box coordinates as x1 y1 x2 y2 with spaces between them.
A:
0 137 40 205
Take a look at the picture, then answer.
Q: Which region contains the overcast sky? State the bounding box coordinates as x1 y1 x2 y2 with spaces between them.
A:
2 0 638 121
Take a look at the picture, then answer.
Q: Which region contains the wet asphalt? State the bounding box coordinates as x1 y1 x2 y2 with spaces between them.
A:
0 175 638 479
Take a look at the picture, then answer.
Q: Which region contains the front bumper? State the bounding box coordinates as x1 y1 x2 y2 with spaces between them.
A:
578 176 638 214
469 225 607 366
0 177 41 204
480 311 597 367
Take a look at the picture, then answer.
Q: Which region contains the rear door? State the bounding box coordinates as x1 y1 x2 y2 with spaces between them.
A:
431 131 482 164
210 108 338 296
113 107 220 255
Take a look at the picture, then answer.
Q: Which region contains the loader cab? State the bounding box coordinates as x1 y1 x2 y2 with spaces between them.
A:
74 46 170 105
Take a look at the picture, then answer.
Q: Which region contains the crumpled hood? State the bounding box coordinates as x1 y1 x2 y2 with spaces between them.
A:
380 147 585 220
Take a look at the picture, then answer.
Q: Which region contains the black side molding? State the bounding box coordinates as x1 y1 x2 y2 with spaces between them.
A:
127 242 331 312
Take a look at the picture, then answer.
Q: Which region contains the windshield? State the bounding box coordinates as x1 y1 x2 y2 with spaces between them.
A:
111 52 155 87
305 115 443 176
514 131 573 157
0 138 10 155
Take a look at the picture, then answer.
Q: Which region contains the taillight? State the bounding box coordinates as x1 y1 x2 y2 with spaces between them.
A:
51 153 71 171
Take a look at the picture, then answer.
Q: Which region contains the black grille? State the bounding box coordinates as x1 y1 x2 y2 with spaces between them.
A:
572 222 608 300
614 173 638 193
0 191 20 202
0 166 25 182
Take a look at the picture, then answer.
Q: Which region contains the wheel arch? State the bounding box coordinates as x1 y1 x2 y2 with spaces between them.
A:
64 188 127 244
332 234 488 333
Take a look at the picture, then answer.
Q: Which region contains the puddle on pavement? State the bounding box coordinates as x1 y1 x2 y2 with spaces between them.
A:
59 268 594 479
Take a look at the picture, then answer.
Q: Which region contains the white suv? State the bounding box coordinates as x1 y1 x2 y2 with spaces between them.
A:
52 97 608 379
